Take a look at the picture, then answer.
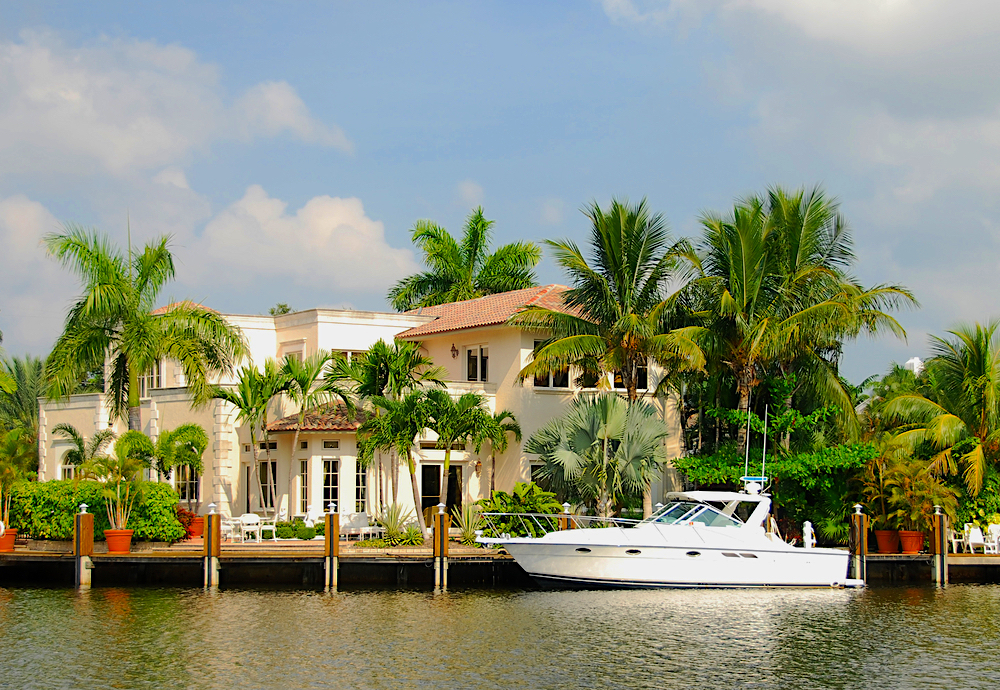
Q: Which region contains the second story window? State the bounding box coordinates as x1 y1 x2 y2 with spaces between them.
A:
614 363 649 392
533 341 569 389
467 346 488 382
138 359 162 398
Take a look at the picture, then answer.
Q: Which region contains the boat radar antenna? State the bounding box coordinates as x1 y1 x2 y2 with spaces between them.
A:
741 401 769 494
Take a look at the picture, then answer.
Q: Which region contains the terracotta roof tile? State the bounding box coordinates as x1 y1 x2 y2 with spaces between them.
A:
151 301 217 316
267 404 366 432
396 285 573 338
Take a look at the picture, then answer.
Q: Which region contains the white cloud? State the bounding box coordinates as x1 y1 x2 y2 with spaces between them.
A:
0 195 78 355
540 198 565 225
187 185 417 295
153 167 191 190
0 30 350 178
455 180 484 208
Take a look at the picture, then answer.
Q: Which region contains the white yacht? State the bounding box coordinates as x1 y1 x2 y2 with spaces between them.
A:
478 487 858 588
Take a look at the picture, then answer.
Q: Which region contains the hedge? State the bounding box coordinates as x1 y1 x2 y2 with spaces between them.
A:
8 479 186 543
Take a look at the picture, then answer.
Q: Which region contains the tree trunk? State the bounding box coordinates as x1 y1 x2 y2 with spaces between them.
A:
251 441 266 515
440 446 451 512
378 452 385 511
736 377 752 448
714 387 720 450
128 365 141 431
697 389 703 452
490 450 496 495
390 450 399 504
406 450 427 538
288 426 302 518
642 485 653 519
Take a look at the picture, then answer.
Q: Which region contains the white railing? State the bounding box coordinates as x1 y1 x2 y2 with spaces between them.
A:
479 512 641 539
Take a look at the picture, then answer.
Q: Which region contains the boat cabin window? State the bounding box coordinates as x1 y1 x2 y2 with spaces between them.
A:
649 501 743 528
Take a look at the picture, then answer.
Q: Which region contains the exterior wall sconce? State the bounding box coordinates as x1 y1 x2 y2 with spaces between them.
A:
474 460 482 477
451 344 459 358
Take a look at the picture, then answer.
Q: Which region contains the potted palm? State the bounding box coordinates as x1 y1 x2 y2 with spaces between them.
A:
862 445 900 553
0 428 36 552
154 424 209 538
79 431 154 554
885 457 958 554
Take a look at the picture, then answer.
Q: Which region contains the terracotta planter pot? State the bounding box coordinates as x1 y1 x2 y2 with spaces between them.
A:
104 529 134 554
874 529 900 554
899 530 925 554
188 516 205 539
0 529 18 553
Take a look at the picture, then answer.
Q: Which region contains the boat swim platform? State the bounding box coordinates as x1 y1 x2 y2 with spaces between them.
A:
0 544 530 588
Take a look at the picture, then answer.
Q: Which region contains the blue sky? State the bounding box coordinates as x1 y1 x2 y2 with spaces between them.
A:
2 1 999 383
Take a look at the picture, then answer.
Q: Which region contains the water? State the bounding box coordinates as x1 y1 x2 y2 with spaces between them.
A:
1 585 998 689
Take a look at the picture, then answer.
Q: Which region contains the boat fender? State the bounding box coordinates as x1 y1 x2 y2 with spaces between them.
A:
802 521 816 549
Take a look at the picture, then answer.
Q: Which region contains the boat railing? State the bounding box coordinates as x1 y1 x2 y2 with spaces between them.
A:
479 512 642 539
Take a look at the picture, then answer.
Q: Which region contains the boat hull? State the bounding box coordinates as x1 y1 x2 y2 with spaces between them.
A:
502 539 851 589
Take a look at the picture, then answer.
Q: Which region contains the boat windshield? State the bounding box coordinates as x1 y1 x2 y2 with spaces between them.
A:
648 501 743 528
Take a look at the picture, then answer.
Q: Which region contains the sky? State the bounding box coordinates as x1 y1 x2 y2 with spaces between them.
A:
1 0 999 383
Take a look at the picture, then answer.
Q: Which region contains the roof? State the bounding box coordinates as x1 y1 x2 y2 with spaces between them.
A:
267 403 366 432
151 301 217 316
396 285 573 339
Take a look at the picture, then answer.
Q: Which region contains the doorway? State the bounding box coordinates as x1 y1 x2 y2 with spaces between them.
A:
421 464 462 514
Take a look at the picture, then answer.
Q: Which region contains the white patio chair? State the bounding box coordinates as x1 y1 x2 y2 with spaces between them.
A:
950 528 966 554
341 512 368 540
220 516 238 542
988 524 1000 554
239 513 263 543
258 514 279 541
968 526 988 554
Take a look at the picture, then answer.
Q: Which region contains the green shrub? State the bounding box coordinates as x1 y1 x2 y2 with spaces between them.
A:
314 521 325 537
400 524 424 546
356 537 387 547
275 521 296 539
295 525 317 540
8 479 185 542
477 482 564 538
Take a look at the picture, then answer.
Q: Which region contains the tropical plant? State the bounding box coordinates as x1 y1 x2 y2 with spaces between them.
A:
885 322 1000 496
154 424 208 509
400 524 424 546
376 502 414 546
77 430 155 530
884 457 959 532
425 388 488 509
0 329 13 395
327 339 444 507
269 303 293 316
52 423 116 467
358 390 431 535
476 482 564 538
212 360 289 512
527 394 670 517
476 409 522 495
0 355 45 435
0 427 36 527
45 225 247 430
388 206 542 311
452 503 483 546
281 350 353 516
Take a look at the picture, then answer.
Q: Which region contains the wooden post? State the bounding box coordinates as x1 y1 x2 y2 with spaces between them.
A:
203 509 221 588
324 505 340 591
434 503 449 590
932 506 948 586
848 504 868 584
73 505 94 589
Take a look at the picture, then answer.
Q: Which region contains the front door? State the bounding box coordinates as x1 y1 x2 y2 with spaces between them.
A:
420 464 462 513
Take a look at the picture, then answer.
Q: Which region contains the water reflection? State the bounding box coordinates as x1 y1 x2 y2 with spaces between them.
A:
0 585 998 689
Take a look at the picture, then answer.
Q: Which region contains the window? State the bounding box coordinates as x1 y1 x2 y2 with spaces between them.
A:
260 461 278 510
60 465 76 480
467 346 489 382
259 441 278 451
284 350 303 363
138 359 162 398
323 440 339 450
323 459 339 511
300 460 309 514
614 363 648 391
243 444 252 453
530 463 544 482
356 465 368 513
176 465 200 503
300 441 308 450
419 441 466 450
533 341 569 389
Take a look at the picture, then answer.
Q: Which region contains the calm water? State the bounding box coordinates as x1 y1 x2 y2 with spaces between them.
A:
0 584 998 689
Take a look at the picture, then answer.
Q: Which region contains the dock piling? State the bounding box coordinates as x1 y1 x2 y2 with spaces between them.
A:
433 503 449 590
324 502 339 591
932 505 948 586
73 504 94 590
203 506 221 588
849 504 868 584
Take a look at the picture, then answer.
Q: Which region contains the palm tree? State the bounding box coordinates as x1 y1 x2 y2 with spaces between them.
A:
0 329 13 395
477 409 522 495
886 322 1000 496
425 389 489 509
78 430 154 531
682 187 915 446
387 207 542 311
45 226 247 430
0 427 37 527
509 198 702 514
327 340 444 506
358 390 431 536
0 355 45 436
281 350 353 516
527 394 669 518
153 423 209 510
52 423 116 467
213 361 288 512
